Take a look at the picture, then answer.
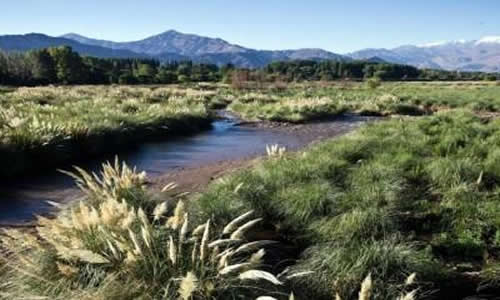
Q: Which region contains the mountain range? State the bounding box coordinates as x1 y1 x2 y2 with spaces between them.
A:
349 37 500 72
0 30 499 72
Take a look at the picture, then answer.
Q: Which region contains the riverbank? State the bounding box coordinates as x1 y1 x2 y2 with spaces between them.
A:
0 114 375 226
2 110 499 299
193 109 500 299
0 85 213 179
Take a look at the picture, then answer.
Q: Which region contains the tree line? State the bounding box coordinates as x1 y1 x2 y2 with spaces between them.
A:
0 46 225 85
0 46 498 86
264 60 500 81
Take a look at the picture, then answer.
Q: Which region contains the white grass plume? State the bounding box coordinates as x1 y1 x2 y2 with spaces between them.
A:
222 210 254 235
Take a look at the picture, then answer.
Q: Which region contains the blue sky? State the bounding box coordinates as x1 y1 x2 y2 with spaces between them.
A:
2 0 499 53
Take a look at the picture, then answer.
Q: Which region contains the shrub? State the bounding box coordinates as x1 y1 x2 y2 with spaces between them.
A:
365 77 382 89
0 161 300 299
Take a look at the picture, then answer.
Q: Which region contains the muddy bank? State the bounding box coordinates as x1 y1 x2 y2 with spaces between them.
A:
153 115 378 191
0 114 378 226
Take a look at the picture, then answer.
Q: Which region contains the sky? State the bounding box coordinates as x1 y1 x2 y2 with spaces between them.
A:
2 0 500 53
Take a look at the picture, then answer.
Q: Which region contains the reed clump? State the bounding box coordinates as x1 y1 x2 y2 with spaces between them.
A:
0 160 302 299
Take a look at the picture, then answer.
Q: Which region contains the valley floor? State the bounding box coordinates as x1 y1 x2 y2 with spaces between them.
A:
1 81 500 299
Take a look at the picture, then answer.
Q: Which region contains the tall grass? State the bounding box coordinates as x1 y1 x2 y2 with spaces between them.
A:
3 82 500 177
0 159 304 299
226 81 500 121
194 110 500 298
0 85 214 177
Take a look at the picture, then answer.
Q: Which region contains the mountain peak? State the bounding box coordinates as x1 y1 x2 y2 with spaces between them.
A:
476 36 500 45
417 39 467 48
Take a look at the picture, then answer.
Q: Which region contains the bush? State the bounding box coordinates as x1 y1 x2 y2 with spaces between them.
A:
366 77 382 89
0 161 300 299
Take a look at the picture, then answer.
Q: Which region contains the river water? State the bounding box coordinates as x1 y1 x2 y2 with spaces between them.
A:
0 115 373 225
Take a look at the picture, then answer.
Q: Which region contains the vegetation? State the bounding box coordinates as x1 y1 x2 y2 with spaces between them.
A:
1 46 499 87
3 82 500 178
265 60 419 81
264 60 500 82
194 110 500 298
0 85 213 177
0 46 223 85
0 160 304 299
227 81 500 122
1 81 500 299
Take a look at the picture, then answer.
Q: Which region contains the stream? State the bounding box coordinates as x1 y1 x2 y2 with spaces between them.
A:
0 114 375 225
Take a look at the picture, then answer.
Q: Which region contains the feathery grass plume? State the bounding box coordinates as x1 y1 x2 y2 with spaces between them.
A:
106 239 120 261
233 182 244 194
222 210 254 235
161 182 178 192
234 240 277 255
179 213 189 256
200 219 210 263
0 159 298 299
217 249 234 270
191 240 199 265
121 208 136 229
210 246 221 265
153 201 168 221
179 272 198 300
168 236 177 265
283 271 315 280
405 273 417 285
137 207 149 227
239 270 283 285
166 200 186 230
249 249 266 266
208 239 240 248
266 144 286 157
141 226 152 249
358 273 372 300
128 229 142 255
219 263 252 275
230 218 263 239
398 290 417 300
192 224 206 236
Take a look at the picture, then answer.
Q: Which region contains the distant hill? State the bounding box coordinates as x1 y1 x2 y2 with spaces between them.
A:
350 38 500 72
61 30 348 67
1 31 499 71
0 33 147 59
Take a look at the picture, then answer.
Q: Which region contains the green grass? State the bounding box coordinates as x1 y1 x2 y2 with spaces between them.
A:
3 81 500 298
194 110 500 298
226 81 500 122
0 160 298 299
0 85 215 178
3 82 500 178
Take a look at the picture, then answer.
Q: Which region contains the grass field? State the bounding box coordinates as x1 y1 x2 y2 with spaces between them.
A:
227 81 500 122
1 82 500 299
195 110 500 298
0 85 213 178
2 82 500 178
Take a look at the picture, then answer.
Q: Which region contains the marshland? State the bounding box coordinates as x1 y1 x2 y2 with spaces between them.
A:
1 79 500 300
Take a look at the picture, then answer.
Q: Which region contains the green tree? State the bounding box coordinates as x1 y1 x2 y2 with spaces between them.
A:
48 46 88 84
135 63 157 83
28 49 56 84
155 68 177 83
